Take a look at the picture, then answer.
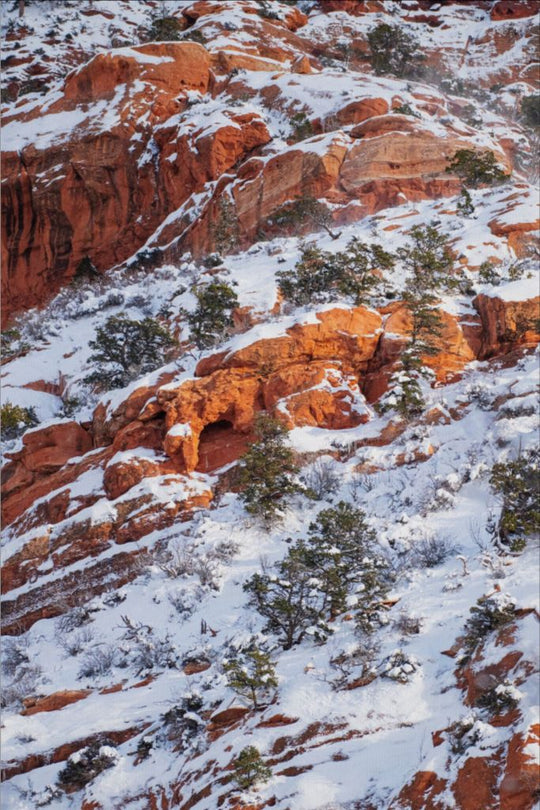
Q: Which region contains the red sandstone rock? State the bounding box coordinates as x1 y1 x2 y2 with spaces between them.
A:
1 47 270 325
391 771 447 810
158 306 381 470
491 1 538 21
19 421 93 474
21 689 91 716
63 42 211 103
473 292 540 358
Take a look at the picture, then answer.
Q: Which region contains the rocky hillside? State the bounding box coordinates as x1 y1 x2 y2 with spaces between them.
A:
1 1 539 809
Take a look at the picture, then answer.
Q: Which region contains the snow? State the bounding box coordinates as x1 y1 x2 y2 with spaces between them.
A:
1 1 539 808
481 276 539 302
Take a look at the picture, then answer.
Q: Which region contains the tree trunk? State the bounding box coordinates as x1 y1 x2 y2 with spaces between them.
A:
19 0 25 18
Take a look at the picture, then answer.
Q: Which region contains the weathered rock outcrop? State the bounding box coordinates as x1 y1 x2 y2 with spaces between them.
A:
473 291 540 358
1 42 271 325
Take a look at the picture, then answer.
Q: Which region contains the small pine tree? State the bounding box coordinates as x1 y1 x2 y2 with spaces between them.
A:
1 402 38 440
378 349 430 419
290 111 314 142
367 23 425 78
244 551 327 649
187 280 239 348
224 645 278 709
378 289 442 419
303 501 390 622
398 224 456 293
85 314 177 390
232 746 271 790
276 244 334 307
334 238 394 305
462 593 516 652
446 149 510 188
456 187 475 217
237 413 301 526
244 502 391 647
490 449 540 552
147 16 183 42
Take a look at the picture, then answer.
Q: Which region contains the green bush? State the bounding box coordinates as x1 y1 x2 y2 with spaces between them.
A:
1 328 30 360
462 593 516 653
475 682 520 715
224 645 278 709
187 280 238 349
148 16 183 41
290 111 314 142
367 23 425 78
85 314 177 390
183 29 207 45
392 103 420 118
57 742 118 790
446 149 510 188
490 449 540 551
238 413 301 526
232 746 271 790
1 402 38 440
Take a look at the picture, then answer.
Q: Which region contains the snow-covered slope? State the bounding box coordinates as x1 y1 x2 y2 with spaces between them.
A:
1 2 539 809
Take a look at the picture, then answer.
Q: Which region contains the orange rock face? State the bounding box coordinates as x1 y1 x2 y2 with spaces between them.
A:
63 42 211 103
158 306 381 471
473 292 540 358
1 43 270 325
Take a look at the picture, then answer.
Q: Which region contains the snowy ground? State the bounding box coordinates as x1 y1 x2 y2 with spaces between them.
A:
1 1 539 808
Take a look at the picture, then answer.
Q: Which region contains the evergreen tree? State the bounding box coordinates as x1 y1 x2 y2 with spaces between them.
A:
85 314 177 390
232 746 271 790
187 280 239 348
302 501 389 622
378 288 442 419
244 545 328 649
446 149 510 188
367 23 425 78
277 238 393 308
276 244 334 307
1 402 38 441
147 16 183 42
238 413 301 526
244 502 391 647
224 645 278 709
272 195 340 240
333 238 394 305
398 224 455 293
456 187 475 217
378 348 431 419
490 449 540 552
